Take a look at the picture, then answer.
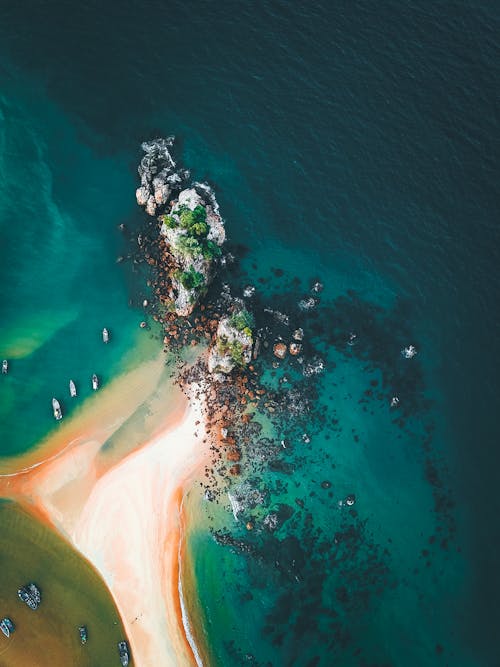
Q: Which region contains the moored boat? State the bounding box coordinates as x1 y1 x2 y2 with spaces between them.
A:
79 625 88 644
17 582 41 610
102 327 110 343
69 380 77 397
0 618 15 638
118 640 129 666
92 374 99 391
2 359 8 374
52 398 63 421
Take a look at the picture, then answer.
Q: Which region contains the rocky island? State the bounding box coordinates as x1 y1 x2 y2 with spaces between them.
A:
136 138 225 317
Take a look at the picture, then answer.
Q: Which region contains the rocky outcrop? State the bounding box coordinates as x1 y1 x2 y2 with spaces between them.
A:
136 138 225 317
160 185 225 316
208 309 254 377
136 137 189 218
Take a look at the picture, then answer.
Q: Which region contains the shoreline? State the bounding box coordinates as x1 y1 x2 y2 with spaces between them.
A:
68 393 209 666
0 353 211 666
0 349 170 477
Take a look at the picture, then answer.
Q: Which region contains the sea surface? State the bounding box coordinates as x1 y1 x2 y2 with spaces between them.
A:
0 2 499 666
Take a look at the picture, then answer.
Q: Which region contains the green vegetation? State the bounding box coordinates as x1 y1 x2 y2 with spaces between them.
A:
174 234 203 259
168 205 222 263
174 266 206 290
218 337 246 367
201 239 222 260
229 309 255 333
178 204 209 237
161 205 208 234
174 233 222 262
160 214 178 229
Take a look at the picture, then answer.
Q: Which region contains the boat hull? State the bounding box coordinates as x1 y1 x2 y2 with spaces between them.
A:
52 398 63 421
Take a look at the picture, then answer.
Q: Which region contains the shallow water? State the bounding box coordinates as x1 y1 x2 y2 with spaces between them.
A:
0 501 129 666
0 77 151 456
0 2 499 665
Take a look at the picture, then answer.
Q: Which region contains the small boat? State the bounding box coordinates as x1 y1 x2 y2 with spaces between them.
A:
102 328 110 343
118 640 129 666
79 625 88 644
2 359 8 374
69 380 77 397
0 618 15 638
52 398 63 421
92 374 99 391
18 582 41 610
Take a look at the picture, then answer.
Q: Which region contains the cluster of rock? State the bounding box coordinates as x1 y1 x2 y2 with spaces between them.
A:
136 138 225 317
208 308 254 378
272 327 304 360
136 137 188 217
162 187 225 316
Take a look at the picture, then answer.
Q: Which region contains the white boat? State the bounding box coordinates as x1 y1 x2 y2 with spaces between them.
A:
79 625 87 644
69 380 77 397
52 398 63 421
0 618 15 637
2 359 8 374
102 328 109 343
92 374 99 391
18 582 41 609
118 640 129 666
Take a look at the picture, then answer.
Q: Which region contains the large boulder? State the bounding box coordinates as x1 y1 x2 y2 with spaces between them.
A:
208 313 254 376
136 137 187 216
135 185 150 207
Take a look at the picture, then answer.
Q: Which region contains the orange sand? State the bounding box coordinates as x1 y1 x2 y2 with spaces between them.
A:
0 354 210 667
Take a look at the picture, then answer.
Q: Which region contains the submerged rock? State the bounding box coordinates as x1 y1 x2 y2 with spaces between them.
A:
264 308 290 325
263 504 294 532
243 285 256 298
273 342 287 359
302 356 325 376
298 296 316 311
311 281 324 293
401 345 417 359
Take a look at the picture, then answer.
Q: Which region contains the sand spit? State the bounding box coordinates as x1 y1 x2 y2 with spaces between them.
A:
0 350 168 476
0 353 209 667
71 393 207 666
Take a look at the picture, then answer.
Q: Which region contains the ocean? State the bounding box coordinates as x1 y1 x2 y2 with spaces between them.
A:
0 1 499 665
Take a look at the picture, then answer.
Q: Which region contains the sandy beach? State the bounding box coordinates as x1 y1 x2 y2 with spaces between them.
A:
0 354 210 667
71 394 207 666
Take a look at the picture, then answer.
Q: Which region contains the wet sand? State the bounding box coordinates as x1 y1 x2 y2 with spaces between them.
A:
0 353 210 667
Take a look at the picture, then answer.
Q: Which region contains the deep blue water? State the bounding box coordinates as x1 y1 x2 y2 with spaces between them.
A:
0 1 499 665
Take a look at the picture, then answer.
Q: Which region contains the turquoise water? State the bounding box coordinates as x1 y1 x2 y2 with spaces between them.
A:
0 75 148 455
0 2 499 665
187 243 468 666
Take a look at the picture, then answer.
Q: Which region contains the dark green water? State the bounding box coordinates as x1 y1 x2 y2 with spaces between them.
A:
0 2 499 665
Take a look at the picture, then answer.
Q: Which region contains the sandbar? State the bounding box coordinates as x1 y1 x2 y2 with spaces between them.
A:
0 352 210 667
